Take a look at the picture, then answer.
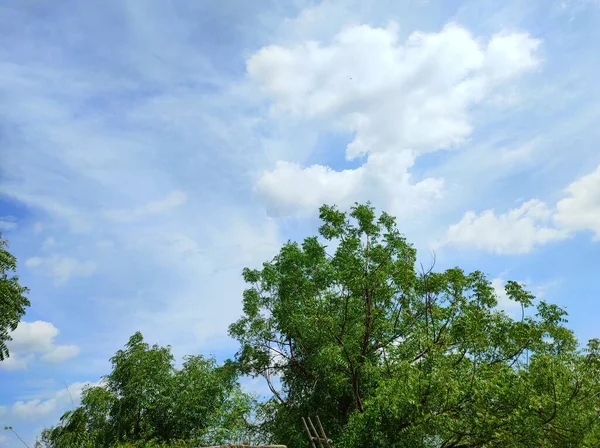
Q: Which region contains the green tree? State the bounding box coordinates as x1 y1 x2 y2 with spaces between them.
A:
229 202 600 448
0 231 30 361
43 332 259 448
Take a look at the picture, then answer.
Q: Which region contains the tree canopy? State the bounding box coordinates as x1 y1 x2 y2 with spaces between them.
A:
40 332 260 448
229 203 600 448
36 203 600 448
0 231 30 361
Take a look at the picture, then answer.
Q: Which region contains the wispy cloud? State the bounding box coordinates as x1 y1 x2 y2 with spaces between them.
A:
25 255 97 286
0 217 18 231
104 190 187 223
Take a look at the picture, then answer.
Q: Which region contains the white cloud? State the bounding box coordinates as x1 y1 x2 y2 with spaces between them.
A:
11 399 57 420
482 32 541 82
256 151 444 218
6 321 58 353
104 190 187 223
248 22 541 217
442 200 569 254
25 255 96 285
442 165 600 254
9 381 95 421
555 164 600 239
0 321 80 370
0 354 34 372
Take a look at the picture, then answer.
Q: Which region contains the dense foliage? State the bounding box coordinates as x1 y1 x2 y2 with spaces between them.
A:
0 231 30 361
30 203 600 447
229 203 600 448
39 332 261 448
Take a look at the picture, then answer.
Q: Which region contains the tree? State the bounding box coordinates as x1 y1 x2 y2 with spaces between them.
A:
43 332 259 448
0 231 30 361
229 202 600 448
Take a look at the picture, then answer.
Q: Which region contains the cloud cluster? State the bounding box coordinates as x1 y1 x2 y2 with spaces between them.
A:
249 22 541 217
0 321 80 371
442 164 600 254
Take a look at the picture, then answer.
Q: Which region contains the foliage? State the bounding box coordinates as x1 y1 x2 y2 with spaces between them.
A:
42 332 259 448
229 202 600 448
37 202 600 448
0 231 30 361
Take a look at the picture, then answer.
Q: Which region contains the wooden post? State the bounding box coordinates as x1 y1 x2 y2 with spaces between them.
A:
302 417 317 448
315 416 330 444
307 418 324 448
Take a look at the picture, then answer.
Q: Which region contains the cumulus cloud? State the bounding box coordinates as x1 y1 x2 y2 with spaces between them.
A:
255 152 444 218
249 22 541 217
554 164 600 239
5 321 60 353
0 354 34 372
24 255 96 285
442 164 600 254
0 321 80 370
442 200 569 255
40 345 81 364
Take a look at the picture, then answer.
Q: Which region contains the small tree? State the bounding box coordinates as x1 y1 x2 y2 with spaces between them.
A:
0 231 30 361
43 332 259 447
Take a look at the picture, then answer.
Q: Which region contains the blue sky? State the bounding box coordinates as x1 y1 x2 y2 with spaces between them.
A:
1 0 600 446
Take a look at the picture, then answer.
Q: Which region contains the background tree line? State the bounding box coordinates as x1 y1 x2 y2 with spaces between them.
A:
2 203 600 448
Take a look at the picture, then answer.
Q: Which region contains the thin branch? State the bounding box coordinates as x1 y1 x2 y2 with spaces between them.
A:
63 381 75 409
263 366 284 404
4 427 31 448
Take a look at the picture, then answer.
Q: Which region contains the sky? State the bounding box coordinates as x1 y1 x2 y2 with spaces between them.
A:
1 0 599 446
